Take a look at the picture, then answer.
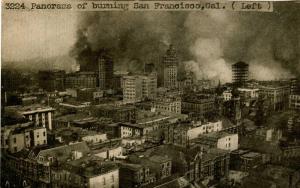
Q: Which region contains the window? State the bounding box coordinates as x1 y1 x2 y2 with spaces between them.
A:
43 132 46 136
13 138 16 143
103 177 106 185
111 174 114 182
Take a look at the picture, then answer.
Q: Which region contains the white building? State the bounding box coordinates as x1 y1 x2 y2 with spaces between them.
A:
123 74 157 103
222 90 232 101
6 105 55 130
94 146 123 160
1 124 47 153
217 133 239 151
89 167 119 188
81 132 107 144
195 132 238 151
152 96 181 114
237 88 259 99
187 120 223 140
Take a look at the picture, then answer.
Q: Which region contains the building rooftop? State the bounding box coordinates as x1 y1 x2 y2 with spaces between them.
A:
232 61 249 68
36 142 90 163
5 105 54 114
63 156 118 178
241 152 262 159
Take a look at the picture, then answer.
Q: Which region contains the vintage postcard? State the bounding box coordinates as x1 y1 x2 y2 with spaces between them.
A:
1 0 300 187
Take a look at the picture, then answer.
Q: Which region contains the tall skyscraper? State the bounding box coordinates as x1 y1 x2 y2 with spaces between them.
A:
163 45 178 89
98 55 114 90
232 61 249 87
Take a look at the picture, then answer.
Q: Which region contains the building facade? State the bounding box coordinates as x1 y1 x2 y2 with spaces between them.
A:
162 45 178 89
232 61 249 87
65 72 98 89
98 56 114 90
289 94 300 111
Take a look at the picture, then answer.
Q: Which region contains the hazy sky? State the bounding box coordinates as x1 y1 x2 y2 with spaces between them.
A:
2 2 299 81
2 11 77 61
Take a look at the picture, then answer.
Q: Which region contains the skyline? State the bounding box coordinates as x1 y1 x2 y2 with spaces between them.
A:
2 2 300 82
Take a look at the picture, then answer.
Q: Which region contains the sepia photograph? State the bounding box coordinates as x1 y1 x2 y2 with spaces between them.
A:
1 0 300 187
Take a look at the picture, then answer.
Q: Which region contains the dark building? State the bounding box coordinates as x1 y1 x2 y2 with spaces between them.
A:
65 71 97 88
92 104 137 123
162 45 178 89
182 94 216 116
38 70 65 91
98 55 114 90
232 62 249 87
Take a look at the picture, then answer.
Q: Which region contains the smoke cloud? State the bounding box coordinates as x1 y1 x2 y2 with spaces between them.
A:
71 2 299 82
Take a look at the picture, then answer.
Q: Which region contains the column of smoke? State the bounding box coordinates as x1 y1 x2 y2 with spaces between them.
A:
71 3 300 82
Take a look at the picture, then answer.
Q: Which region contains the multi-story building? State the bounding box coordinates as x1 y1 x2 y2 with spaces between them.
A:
127 154 172 181
259 84 290 111
65 71 98 89
182 94 215 115
77 88 104 101
38 70 65 91
141 73 157 100
2 150 51 187
164 120 223 147
51 157 119 188
119 113 173 138
6 105 55 130
222 90 232 101
92 104 137 123
192 132 239 151
119 163 155 188
1 123 47 153
123 75 143 103
289 94 300 111
98 56 114 90
162 45 178 89
237 88 259 99
290 78 300 95
232 61 249 87
152 96 181 114
123 73 157 103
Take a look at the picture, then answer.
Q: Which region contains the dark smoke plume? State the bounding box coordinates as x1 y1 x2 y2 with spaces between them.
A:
71 2 300 82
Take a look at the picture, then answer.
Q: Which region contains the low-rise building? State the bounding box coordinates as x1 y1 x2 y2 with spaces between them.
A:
51 157 119 188
93 145 123 160
119 113 174 138
119 163 155 188
192 132 238 151
1 123 47 153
